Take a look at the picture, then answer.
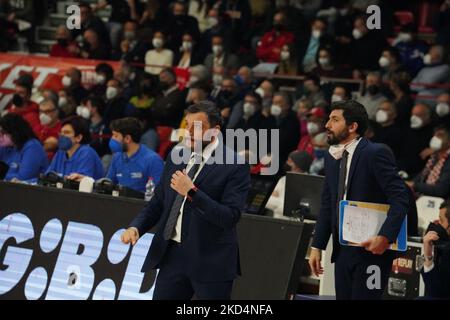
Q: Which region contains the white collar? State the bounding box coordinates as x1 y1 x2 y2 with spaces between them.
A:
163 85 178 96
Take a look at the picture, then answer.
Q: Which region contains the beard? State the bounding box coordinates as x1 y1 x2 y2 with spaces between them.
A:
327 127 350 145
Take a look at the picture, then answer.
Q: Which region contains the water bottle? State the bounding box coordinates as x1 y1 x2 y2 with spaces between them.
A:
144 177 155 201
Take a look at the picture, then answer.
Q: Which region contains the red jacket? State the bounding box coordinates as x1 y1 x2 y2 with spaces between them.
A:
297 135 314 157
49 42 79 58
8 101 40 129
256 30 295 62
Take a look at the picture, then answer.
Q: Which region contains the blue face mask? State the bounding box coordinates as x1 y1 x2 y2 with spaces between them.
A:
234 75 244 86
109 138 123 153
58 135 73 151
314 148 327 159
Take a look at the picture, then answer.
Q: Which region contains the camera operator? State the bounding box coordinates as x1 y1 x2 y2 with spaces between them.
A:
421 199 450 299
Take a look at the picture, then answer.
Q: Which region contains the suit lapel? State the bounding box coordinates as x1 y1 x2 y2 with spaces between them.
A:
346 138 369 195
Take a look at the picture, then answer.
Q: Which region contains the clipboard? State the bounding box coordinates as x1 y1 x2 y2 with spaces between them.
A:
339 200 407 252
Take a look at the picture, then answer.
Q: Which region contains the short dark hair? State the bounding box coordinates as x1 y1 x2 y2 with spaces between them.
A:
110 117 143 143
186 101 222 128
86 96 106 116
95 63 114 80
61 116 91 144
16 73 34 94
246 91 262 107
330 100 369 136
304 72 321 87
0 113 37 150
434 125 450 137
383 46 401 62
440 200 450 222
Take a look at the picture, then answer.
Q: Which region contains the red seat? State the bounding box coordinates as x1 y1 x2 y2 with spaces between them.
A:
156 126 174 159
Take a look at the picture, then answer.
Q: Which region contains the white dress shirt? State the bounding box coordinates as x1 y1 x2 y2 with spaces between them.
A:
171 138 220 242
342 138 361 200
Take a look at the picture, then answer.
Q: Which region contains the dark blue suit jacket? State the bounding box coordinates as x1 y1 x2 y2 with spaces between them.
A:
129 144 251 282
312 138 410 262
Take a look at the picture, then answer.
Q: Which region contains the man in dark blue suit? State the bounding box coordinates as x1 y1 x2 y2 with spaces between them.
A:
309 100 409 300
121 101 250 300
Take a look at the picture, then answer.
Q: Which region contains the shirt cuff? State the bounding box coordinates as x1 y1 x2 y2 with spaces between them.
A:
423 262 434 273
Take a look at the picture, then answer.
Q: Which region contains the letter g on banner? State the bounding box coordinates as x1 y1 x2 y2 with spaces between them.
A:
0 213 35 295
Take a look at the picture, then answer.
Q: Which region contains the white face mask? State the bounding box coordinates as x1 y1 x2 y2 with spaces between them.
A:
312 29 322 39
152 38 163 49
352 28 363 40
280 51 290 61
436 102 450 117
410 115 424 129
212 74 223 86
39 113 52 126
378 56 390 68
328 138 358 160
95 73 106 85
270 104 282 117
76 106 91 119
207 16 218 28
429 136 443 151
318 57 330 67
331 94 343 103
58 97 68 108
307 122 320 135
106 86 118 100
243 102 256 116
398 32 412 43
212 45 223 55
423 54 432 65
255 87 265 98
182 41 193 51
62 76 72 87
376 109 389 124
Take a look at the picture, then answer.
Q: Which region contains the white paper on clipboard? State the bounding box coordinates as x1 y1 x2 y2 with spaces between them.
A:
342 205 387 243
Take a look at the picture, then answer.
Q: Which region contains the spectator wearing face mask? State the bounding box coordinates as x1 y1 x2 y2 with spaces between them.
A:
312 46 350 78
233 92 276 132
216 77 240 127
254 79 274 111
163 1 201 53
34 98 62 160
204 34 240 73
234 66 255 98
397 103 434 177
188 0 214 33
309 131 328 176
5 73 39 129
330 85 351 104
406 126 450 199
125 73 155 119
297 17 334 73
295 98 313 139
256 11 294 63
378 46 407 82
89 63 114 99
411 45 450 104
0 113 48 181
434 92 450 128
389 71 414 128
119 20 152 64
350 15 388 73
266 150 312 218
372 100 404 160
79 28 111 60
271 91 300 165
393 23 428 77
420 200 450 299
218 0 252 52
48 116 103 180
174 32 202 69
61 68 88 106
103 78 127 126
150 68 186 129
145 31 174 75
277 43 298 75
81 96 111 159
356 72 388 120
50 25 80 58
300 73 328 110
297 107 326 157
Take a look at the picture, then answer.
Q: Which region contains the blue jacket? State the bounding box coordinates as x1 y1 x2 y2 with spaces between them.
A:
129 144 251 282
107 145 164 193
0 139 48 181
312 138 409 262
47 144 104 179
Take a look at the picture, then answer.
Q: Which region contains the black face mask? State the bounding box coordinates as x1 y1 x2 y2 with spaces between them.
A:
366 85 380 95
273 24 284 32
426 222 450 242
140 84 153 95
12 94 24 107
283 163 292 172
221 90 233 99
57 38 68 47
159 81 170 91
82 41 91 51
